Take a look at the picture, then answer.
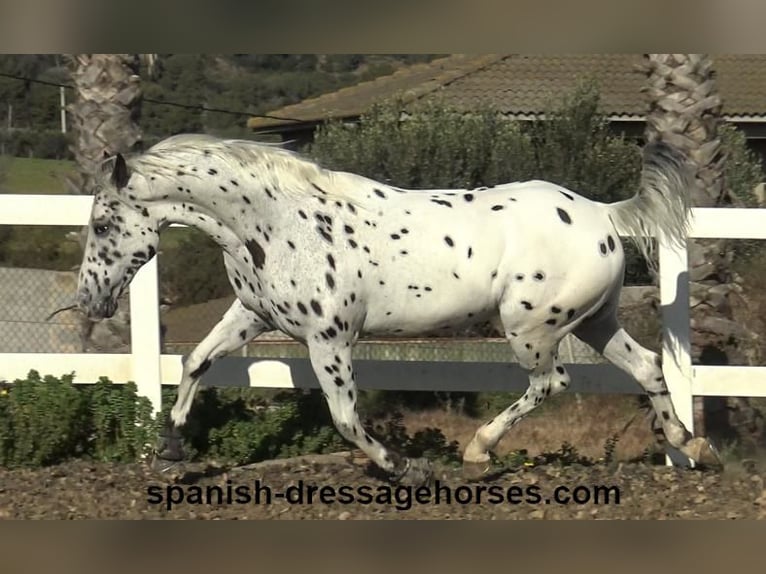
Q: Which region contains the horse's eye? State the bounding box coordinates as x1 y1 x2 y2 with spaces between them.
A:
93 223 110 236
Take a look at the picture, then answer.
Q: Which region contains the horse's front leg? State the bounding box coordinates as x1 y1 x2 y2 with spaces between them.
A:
153 298 268 468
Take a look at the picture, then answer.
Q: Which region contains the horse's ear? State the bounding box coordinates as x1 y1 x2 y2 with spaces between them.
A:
110 153 130 190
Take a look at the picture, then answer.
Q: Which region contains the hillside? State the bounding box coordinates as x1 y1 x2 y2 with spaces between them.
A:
0 54 445 157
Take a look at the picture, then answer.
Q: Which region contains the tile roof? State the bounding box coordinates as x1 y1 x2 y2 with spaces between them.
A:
246 54 506 130
248 54 766 131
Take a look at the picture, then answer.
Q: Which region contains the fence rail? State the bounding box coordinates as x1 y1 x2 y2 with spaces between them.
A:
2 195 766 443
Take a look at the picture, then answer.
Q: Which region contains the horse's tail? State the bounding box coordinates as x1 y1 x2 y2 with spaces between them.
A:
605 140 695 271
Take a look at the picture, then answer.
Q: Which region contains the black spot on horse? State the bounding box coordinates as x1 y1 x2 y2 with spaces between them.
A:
190 359 212 379
318 228 333 244
551 306 561 314
327 254 336 270
326 273 335 290
521 301 533 310
599 241 608 255
607 235 616 252
310 300 323 316
298 210 308 220
373 188 387 199
208 168 218 175
444 236 454 247
297 302 308 315
312 183 327 195
464 194 474 202
556 208 572 224
559 191 574 201
491 205 504 211
344 225 354 234
431 199 453 208
246 239 266 269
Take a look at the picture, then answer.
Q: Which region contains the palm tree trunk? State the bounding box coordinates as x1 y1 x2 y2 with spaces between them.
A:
66 54 144 353
640 53 763 451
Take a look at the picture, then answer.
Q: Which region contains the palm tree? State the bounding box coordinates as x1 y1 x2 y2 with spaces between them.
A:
640 53 763 450
66 54 145 353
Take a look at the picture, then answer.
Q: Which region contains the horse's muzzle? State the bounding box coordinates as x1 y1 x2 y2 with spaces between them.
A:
77 291 117 320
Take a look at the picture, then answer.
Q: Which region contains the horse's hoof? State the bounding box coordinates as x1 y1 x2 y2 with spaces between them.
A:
462 457 492 482
151 453 180 473
681 437 723 470
391 457 433 487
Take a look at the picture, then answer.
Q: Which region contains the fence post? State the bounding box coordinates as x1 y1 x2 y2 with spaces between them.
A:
659 239 694 464
129 256 163 414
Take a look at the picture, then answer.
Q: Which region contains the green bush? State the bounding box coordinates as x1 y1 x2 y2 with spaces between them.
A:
0 226 81 271
0 129 73 160
203 389 346 465
0 371 158 468
87 377 158 463
0 373 352 469
0 371 88 467
158 228 232 306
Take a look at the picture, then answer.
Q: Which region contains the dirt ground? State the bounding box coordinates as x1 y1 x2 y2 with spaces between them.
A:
0 452 765 519
2 395 766 520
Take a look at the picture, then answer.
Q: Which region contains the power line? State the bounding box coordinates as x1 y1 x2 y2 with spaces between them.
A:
0 71 305 123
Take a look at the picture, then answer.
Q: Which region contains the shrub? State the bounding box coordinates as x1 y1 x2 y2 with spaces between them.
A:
0 371 89 467
0 371 157 467
0 373 350 469
86 377 158 463
203 389 346 465
0 129 73 159
158 228 231 306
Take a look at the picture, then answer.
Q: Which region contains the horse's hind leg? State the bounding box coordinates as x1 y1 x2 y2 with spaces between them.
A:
463 330 572 479
573 305 722 469
154 299 268 466
307 340 432 486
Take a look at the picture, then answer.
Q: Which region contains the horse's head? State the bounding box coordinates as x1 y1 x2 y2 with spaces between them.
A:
77 153 161 320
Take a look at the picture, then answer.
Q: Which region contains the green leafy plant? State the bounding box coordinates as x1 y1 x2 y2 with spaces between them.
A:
0 371 157 468
194 388 346 465
0 370 88 467
370 411 462 466
86 377 158 462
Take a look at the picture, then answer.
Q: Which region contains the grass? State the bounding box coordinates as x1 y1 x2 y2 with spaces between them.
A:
0 157 78 194
396 393 658 463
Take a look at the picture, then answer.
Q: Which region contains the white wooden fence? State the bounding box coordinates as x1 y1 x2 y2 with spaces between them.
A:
1 194 766 441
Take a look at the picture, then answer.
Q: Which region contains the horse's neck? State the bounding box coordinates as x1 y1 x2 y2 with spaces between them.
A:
147 169 276 256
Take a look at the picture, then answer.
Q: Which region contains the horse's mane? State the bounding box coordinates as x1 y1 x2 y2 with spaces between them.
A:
127 134 372 210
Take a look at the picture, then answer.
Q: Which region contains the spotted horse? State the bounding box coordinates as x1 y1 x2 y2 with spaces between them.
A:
75 134 721 486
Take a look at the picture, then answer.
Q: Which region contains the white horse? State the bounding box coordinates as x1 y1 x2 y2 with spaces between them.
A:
75 134 720 485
